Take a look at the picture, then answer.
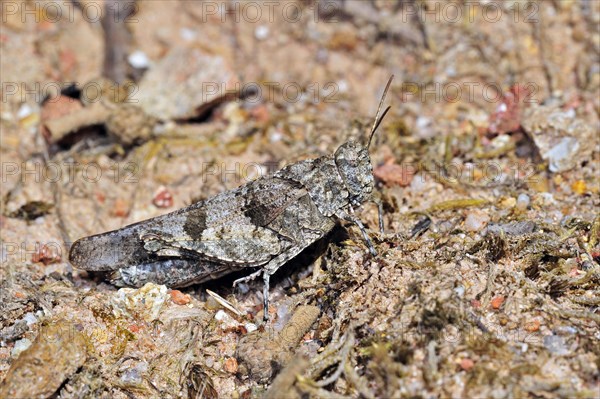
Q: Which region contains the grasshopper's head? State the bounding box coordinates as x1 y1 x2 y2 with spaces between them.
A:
335 141 374 206
334 75 393 207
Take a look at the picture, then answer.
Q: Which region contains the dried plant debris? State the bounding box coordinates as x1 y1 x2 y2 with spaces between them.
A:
6 201 54 220
236 305 320 383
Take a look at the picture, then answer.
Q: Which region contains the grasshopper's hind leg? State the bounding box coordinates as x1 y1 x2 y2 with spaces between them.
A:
262 272 271 322
232 269 263 287
258 243 317 321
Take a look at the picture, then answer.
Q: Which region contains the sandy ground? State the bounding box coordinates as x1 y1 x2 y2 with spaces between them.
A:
1 1 599 398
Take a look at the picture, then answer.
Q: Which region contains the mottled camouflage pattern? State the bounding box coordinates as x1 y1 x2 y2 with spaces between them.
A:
69 77 393 317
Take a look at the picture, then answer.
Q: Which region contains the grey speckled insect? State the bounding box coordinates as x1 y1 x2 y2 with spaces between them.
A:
69 76 394 320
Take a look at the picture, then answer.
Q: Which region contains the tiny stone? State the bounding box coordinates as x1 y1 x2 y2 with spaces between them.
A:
11 338 32 358
180 27 197 41
499 197 516 208
464 210 490 232
128 50 150 69
205 356 215 368
255 25 269 40
525 320 540 332
224 357 238 373
120 367 143 385
490 295 505 309
460 358 474 371
516 193 530 211
23 313 37 325
215 310 228 321
17 103 33 119
543 335 570 356
571 180 587 195
153 186 174 208
169 289 191 305
547 137 579 172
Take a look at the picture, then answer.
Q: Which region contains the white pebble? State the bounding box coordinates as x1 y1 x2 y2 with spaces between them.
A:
11 338 31 358
269 130 283 142
128 50 150 69
17 103 33 119
245 323 258 333
214 309 228 321
410 174 427 192
255 25 269 40
23 312 37 325
416 116 431 129
180 27 197 41
516 193 530 211
464 210 490 232
337 79 349 93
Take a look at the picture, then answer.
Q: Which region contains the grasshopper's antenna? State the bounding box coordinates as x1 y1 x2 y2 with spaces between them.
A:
367 75 394 148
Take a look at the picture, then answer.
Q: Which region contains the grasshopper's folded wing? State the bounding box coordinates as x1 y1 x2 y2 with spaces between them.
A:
69 177 308 271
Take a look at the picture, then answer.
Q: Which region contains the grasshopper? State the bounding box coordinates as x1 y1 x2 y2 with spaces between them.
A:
69 76 393 320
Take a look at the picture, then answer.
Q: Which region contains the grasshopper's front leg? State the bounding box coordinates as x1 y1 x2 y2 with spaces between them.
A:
337 208 377 256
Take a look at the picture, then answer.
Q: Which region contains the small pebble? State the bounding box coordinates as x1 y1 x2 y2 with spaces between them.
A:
255 25 269 40
499 197 516 208
525 320 540 332
214 310 228 321
269 130 283 143
153 186 174 208
22 313 37 326
470 299 482 308
120 369 141 385
224 357 238 373
180 27 197 41
490 295 505 310
571 180 587 195
464 210 490 232
11 338 32 358
31 243 61 265
112 198 129 217
547 137 578 173
516 193 530 211
543 335 570 356
374 163 415 187
554 326 577 335
128 50 150 69
244 323 257 333
487 221 536 236
460 358 474 371
17 103 33 119
169 290 191 305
